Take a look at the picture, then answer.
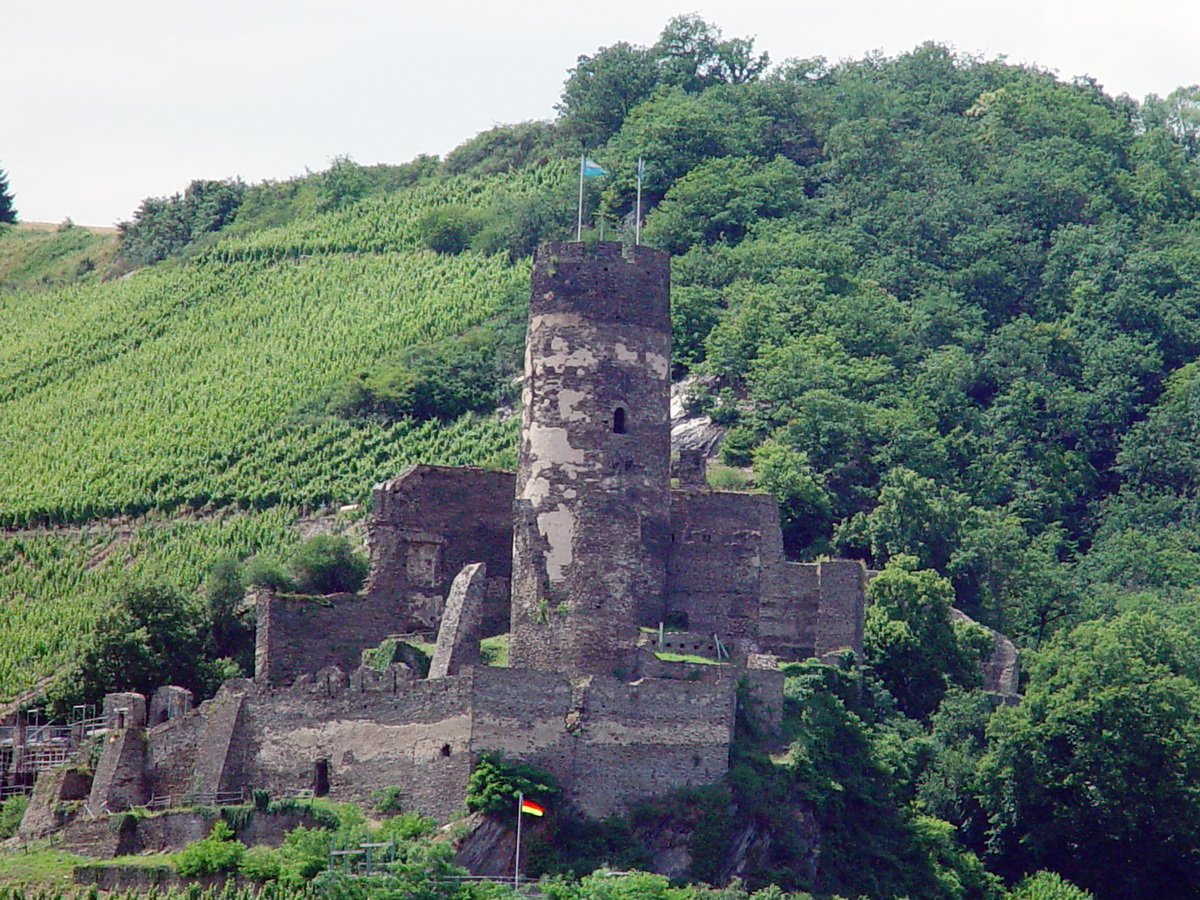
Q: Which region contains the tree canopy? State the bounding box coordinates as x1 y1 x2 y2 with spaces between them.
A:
0 167 16 224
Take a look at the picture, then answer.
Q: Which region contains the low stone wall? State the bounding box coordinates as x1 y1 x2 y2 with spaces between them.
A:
62 808 322 859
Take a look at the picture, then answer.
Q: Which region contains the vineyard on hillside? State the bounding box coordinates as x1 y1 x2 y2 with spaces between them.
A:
0 168 552 699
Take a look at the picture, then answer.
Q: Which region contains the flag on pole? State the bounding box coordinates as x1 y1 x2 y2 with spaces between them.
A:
578 156 607 240
520 798 545 817
635 157 645 245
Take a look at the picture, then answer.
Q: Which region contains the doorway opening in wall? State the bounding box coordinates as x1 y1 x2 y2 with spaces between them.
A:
313 759 330 797
613 407 627 434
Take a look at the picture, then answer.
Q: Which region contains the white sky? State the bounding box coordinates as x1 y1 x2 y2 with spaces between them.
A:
5 0 1199 226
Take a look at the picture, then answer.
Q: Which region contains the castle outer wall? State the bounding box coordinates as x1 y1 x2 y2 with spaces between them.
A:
95 665 737 822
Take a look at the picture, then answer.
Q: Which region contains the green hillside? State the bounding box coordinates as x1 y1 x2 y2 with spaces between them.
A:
6 16 1200 899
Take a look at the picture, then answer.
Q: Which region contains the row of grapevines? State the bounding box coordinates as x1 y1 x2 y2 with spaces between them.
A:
0 249 526 526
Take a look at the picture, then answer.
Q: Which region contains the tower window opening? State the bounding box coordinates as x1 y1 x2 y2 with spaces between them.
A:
613 407 627 434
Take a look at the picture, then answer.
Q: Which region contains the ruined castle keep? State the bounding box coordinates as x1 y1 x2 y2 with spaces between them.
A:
83 242 868 824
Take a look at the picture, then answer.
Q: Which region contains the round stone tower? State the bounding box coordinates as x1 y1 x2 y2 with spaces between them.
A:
508 241 672 675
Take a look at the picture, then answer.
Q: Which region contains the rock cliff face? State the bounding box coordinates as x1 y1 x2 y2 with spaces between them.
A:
451 795 822 887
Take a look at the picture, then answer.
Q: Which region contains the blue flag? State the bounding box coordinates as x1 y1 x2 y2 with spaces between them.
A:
582 158 606 177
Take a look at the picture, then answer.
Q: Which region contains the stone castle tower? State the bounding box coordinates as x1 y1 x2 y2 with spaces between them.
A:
509 242 673 674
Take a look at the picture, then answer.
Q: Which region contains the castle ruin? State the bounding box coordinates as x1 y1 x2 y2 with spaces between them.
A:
78 242 869 825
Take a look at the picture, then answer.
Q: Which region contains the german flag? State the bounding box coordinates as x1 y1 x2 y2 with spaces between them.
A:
520 798 545 817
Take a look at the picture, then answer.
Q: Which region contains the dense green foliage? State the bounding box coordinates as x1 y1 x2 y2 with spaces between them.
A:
45 578 234 712
286 535 369 595
979 610 1200 897
174 820 245 876
465 751 559 814
116 179 246 268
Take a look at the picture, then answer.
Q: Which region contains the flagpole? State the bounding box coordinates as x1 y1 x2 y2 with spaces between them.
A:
635 158 644 245
577 156 585 242
514 792 523 891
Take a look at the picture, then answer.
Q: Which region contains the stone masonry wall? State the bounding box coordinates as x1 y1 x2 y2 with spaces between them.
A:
139 663 747 824
666 488 779 639
236 672 478 821
255 591 406 686
568 672 736 817
368 465 515 636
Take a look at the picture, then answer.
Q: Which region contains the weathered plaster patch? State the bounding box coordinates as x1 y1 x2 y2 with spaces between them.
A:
537 505 576 583
614 342 638 363
262 716 472 765
557 389 588 422
538 336 598 372
645 351 669 379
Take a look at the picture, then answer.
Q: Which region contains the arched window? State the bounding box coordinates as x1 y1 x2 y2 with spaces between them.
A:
613 407 627 434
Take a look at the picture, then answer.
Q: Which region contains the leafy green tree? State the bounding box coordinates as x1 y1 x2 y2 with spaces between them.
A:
557 43 662 148
444 121 560 177
465 750 558 814
205 553 254 672
752 439 833 557
117 178 245 266
315 155 368 212
653 15 769 93
642 155 806 254
0 166 16 224
846 467 971 571
288 535 368 595
979 611 1200 899
49 579 223 711
1007 872 1094 900
864 556 984 719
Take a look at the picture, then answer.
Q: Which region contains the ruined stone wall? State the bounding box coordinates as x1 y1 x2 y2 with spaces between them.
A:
254 591 407 686
665 488 865 661
666 489 779 639
466 667 738 820
235 673 478 822
145 711 204 801
569 672 736 817
138 663 745 824
812 559 865 659
368 465 515 635
511 242 672 675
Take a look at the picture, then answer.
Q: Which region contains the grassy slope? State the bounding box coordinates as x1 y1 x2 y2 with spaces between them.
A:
0 223 118 293
0 166 557 700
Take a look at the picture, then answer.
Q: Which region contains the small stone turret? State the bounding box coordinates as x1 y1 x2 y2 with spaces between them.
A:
509 241 672 675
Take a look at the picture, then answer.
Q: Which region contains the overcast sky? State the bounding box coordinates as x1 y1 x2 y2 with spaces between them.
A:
6 0 1199 226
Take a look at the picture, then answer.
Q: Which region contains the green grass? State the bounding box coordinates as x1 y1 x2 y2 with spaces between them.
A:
0 843 89 886
480 633 509 666
654 652 728 665
0 223 118 293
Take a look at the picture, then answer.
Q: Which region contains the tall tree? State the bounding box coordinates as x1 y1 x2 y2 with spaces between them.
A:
979 610 1200 899
0 166 16 224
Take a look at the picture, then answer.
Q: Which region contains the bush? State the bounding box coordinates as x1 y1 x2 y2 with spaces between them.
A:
174 820 246 875
242 555 294 592
240 845 284 882
415 205 484 254
0 794 27 838
373 785 403 815
288 535 368 595
465 750 558 814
